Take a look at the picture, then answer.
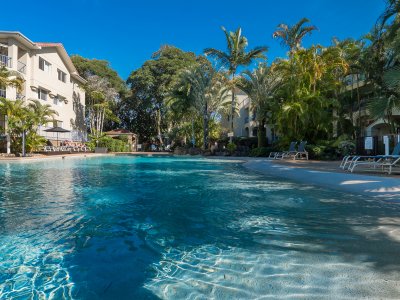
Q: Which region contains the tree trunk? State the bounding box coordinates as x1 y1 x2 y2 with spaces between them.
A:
230 88 235 142
5 115 10 154
356 74 362 137
203 103 209 150
258 118 267 147
156 109 163 146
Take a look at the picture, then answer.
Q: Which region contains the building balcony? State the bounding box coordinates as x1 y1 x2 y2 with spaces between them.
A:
0 54 12 68
0 89 6 98
0 54 26 74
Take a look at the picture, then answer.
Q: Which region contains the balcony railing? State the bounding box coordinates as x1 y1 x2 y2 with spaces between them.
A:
16 93 25 100
0 89 6 98
0 55 12 68
17 61 26 74
244 116 249 124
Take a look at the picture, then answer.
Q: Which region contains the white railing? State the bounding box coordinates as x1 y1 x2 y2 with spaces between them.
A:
37 126 88 142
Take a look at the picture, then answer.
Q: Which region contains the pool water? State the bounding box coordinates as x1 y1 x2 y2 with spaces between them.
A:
0 156 400 299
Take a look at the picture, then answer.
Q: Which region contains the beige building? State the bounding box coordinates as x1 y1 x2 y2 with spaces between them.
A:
221 89 275 143
0 31 86 151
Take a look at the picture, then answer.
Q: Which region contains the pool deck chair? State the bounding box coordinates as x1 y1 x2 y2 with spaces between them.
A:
291 141 308 160
342 142 400 171
269 142 297 159
350 155 400 175
276 141 308 160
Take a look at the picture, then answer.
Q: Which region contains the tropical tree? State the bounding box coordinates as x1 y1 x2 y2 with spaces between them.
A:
122 46 200 143
237 65 281 147
366 66 400 134
204 27 267 135
169 64 230 149
0 67 24 92
0 98 57 154
273 18 317 56
85 75 119 139
0 66 24 153
27 100 58 131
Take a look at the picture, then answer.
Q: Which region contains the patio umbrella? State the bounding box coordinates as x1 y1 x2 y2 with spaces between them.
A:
44 126 70 145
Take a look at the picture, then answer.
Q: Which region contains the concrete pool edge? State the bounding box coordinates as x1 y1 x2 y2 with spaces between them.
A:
241 158 400 199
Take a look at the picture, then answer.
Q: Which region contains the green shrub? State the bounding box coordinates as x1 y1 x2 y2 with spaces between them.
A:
306 144 339 160
249 146 280 157
338 140 356 156
226 142 237 154
96 136 129 152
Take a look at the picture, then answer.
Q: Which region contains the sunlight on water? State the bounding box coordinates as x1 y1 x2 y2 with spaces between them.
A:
0 156 400 299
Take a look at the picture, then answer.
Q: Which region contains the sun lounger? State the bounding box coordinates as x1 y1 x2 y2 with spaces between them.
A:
269 142 297 159
350 155 400 174
276 141 308 160
341 142 400 170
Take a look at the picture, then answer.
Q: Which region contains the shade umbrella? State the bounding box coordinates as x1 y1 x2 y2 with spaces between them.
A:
44 127 70 146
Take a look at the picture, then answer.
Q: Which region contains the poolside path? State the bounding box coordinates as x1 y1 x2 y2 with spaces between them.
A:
243 159 400 200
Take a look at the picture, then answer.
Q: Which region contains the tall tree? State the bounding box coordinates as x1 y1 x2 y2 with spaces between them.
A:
204 27 267 136
238 65 281 147
169 64 230 149
121 46 200 143
85 75 119 138
273 18 317 55
0 67 24 153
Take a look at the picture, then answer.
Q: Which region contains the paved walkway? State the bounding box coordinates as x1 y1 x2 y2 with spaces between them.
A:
243 159 400 199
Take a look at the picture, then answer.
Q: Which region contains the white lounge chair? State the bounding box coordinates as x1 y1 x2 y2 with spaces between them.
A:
276 141 308 160
269 142 297 159
350 155 400 175
342 142 400 171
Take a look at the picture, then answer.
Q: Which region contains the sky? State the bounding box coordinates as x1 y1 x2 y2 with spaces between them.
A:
1 0 386 80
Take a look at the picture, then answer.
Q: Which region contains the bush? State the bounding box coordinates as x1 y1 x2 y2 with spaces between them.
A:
338 140 356 156
249 146 280 157
306 144 339 160
97 136 129 152
226 142 237 154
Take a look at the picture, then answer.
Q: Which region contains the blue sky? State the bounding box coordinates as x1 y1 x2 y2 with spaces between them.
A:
2 0 386 80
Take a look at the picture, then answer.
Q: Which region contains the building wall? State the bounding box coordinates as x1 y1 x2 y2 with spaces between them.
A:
0 35 86 142
220 90 274 143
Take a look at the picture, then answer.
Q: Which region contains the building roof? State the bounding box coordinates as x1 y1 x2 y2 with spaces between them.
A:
104 129 137 136
0 31 86 84
35 42 86 84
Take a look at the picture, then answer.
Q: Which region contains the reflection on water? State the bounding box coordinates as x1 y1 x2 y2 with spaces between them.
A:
0 156 400 299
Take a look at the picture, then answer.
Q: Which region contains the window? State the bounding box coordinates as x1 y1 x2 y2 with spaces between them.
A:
39 57 51 73
38 88 48 101
57 69 67 82
53 120 63 128
54 95 64 106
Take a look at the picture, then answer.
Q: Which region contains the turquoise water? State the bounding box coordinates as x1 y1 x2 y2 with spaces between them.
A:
0 156 400 299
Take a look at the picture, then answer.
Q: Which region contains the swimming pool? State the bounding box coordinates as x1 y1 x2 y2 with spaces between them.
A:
0 156 399 299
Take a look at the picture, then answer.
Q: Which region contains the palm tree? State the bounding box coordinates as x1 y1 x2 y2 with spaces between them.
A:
170 64 230 149
0 98 26 153
0 67 24 154
366 66 400 134
0 67 24 92
273 18 317 56
204 27 267 136
27 99 58 131
237 65 281 147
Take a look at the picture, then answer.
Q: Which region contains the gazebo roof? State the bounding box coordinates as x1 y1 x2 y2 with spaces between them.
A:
104 129 137 136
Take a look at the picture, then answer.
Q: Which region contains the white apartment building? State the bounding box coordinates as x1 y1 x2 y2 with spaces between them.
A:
0 31 86 150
